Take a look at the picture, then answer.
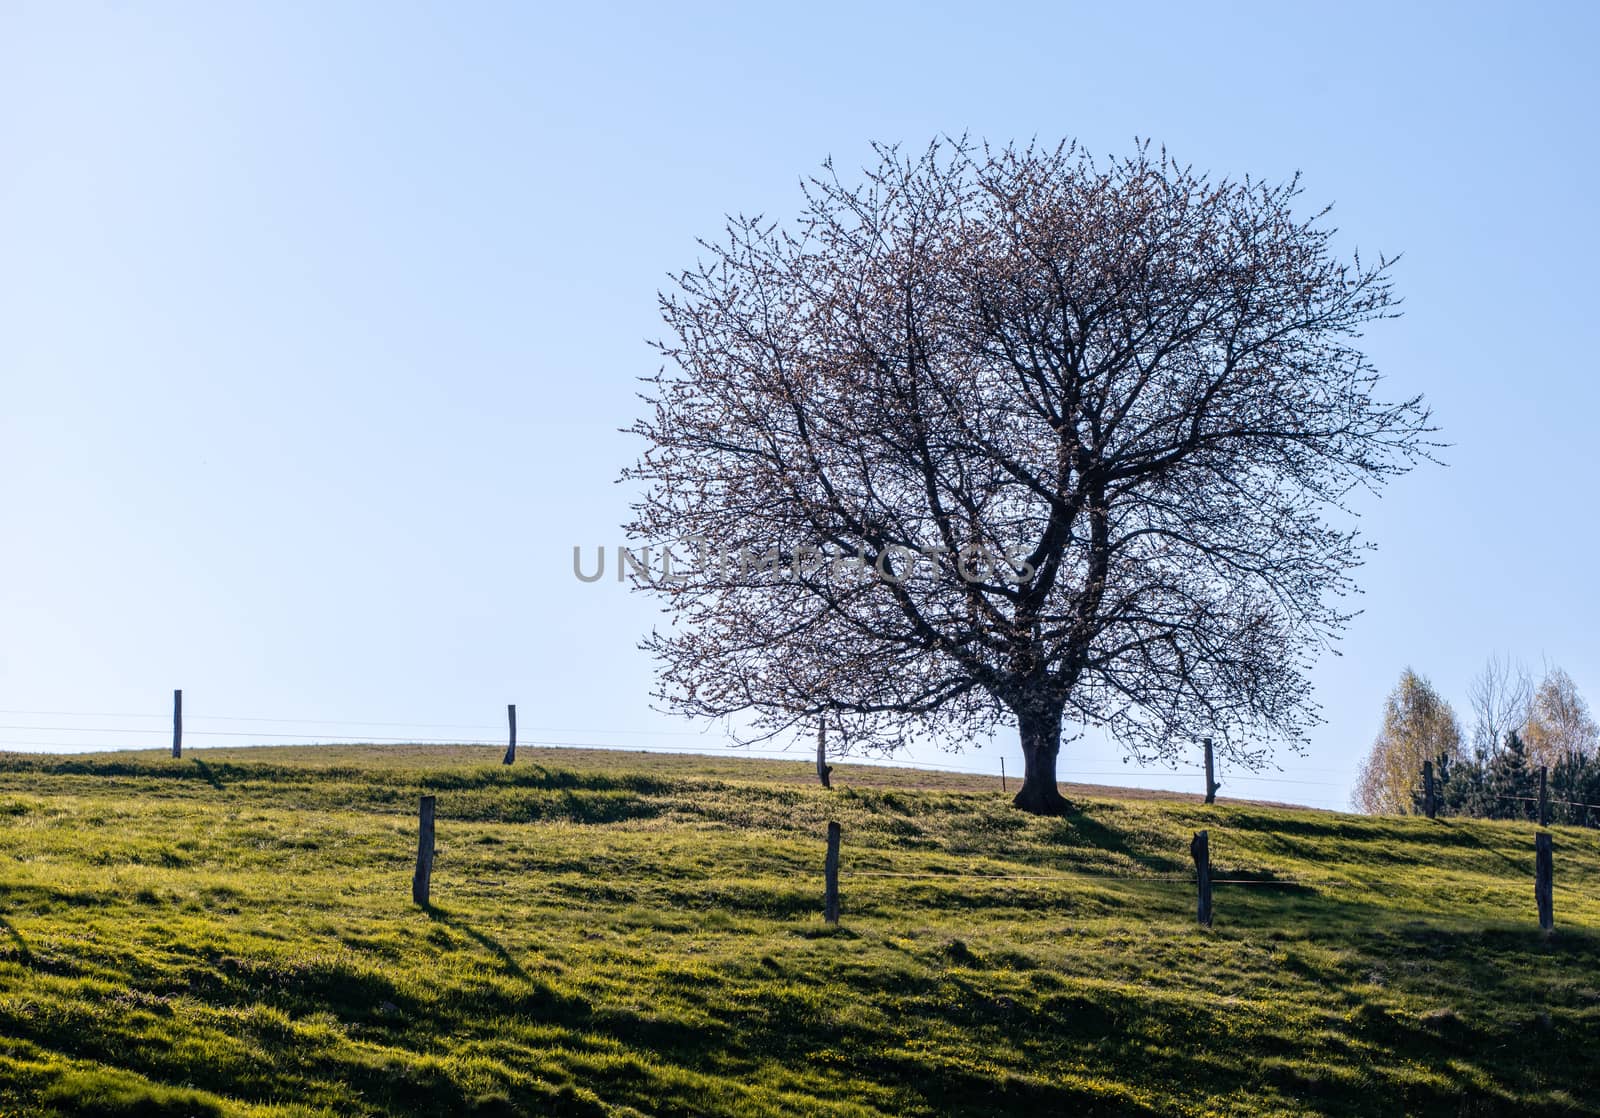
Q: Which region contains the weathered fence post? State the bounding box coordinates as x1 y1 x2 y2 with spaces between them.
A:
1535 831 1553 932
1422 760 1436 819
503 704 517 765
1190 830 1213 927
1538 766 1549 827
1001 758 1007 793
1203 738 1219 804
413 795 436 907
172 689 183 759
816 724 832 789
823 821 841 925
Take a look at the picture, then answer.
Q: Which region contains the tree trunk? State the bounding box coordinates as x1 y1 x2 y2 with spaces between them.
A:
1012 698 1070 815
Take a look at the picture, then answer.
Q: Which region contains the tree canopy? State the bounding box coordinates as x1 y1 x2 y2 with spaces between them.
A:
627 138 1432 813
1466 654 1530 759
1523 665 1600 766
1352 668 1463 815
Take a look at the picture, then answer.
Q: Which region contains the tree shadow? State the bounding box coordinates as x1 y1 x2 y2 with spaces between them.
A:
1431 818 1531 878
192 759 224 790
424 905 530 982
1043 809 1187 874
0 914 31 965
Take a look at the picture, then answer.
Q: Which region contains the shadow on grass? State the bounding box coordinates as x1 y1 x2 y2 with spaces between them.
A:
1430 818 1534 878
0 913 31 965
424 905 530 982
1043 809 1187 874
191 759 224 791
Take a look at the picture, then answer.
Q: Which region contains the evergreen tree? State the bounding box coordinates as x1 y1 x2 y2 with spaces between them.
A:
1485 730 1535 821
1436 750 1489 817
1550 751 1600 827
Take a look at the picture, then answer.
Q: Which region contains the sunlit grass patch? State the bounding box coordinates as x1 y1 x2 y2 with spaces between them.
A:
0 746 1597 1115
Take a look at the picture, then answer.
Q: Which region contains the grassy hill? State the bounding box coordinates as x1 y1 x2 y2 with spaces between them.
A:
0 745 1596 1117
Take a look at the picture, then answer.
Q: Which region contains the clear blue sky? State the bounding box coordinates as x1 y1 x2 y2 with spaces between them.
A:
3 1 1596 809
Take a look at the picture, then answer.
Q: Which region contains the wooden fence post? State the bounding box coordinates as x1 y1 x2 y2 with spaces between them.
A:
1001 758 1007 793
1538 766 1549 827
816 724 832 789
823 821 841 925
503 704 517 766
1203 738 1219 803
171 689 183 758
1535 831 1553 932
1190 830 1213 927
1422 760 1436 819
413 795 436 907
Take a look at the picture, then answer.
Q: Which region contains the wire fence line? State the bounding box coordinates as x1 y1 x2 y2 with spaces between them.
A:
840 868 1594 906
845 869 1348 887
0 709 1350 790
0 713 1583 932
808 819 1588 933
1486 792 1600 812
0 709 714 736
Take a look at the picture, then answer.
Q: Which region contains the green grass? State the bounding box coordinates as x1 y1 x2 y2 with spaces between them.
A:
0 745 1597 1116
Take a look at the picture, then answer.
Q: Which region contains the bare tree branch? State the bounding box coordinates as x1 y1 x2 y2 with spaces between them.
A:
625 137 1434 813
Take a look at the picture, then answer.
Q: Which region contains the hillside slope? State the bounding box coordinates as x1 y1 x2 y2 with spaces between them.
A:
0 746 1596 1116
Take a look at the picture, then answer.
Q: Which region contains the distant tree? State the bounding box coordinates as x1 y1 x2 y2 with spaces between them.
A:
1549 750 1600 826
1522 666 1599 768
1466 654 1530 760
1485 729 1536 820
1435 749 1489 817
1352 669 1463 814
628 138 1433 814
1423 729 1600 826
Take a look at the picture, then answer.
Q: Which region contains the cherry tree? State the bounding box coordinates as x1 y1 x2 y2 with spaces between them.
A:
626 139 1432 814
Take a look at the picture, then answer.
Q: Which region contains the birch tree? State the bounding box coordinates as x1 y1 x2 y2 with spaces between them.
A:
1353 669 1463 814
